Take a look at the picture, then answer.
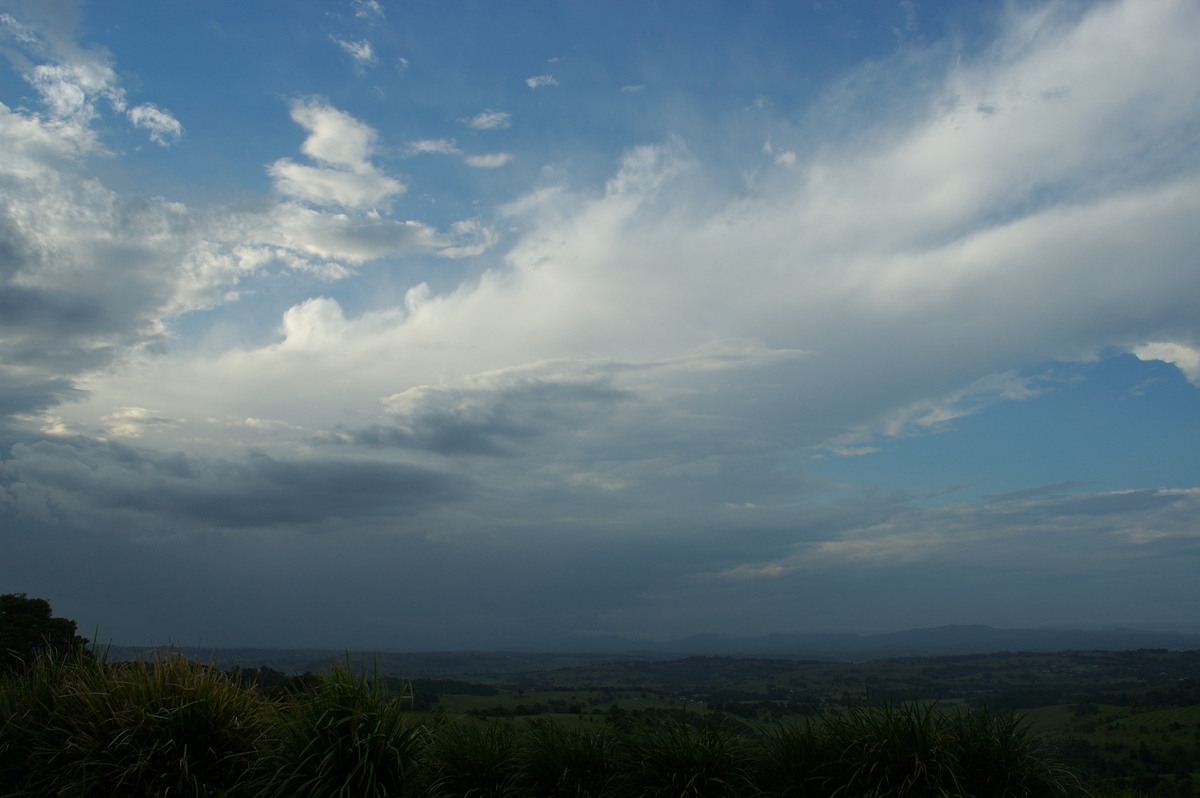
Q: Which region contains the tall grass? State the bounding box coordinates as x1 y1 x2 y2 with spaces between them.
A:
425 719 520 797
2 649 269 797
806 700 1084 798
615 714 749 797
265 657 429 798
516 718 619 797
747 718 830 797
950 704 1082 798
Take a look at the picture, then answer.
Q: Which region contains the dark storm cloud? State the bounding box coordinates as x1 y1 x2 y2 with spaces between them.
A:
0 437 467 531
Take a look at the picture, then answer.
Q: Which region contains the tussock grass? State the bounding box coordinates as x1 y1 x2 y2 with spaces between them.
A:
516 718 619 797
2 648 268 796
266 657 429 798
425 719 520 797
615 714 749 797
748 718 829 797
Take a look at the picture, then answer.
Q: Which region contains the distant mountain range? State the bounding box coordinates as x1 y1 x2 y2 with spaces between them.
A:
109 625 1200 675
594 624 1200 660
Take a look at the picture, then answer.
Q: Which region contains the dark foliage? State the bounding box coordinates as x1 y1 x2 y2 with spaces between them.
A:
0 593 88 673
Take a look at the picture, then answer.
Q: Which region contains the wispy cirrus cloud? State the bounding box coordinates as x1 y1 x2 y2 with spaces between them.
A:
330 34 378 69
353 0 384 22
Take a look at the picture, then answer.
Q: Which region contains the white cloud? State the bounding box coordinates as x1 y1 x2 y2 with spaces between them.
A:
267 159 403 208
464 152 513 168
462 110 511 129
127 103 183 146
267 99 404 208
434 218 498 258
287 99 378 169
354 0 385 21
1133 342 1200 386
101 406 180 438
330 35 378 68
48 0 1200 475
525 73 558 89
407 138 459 156
263 203 439 262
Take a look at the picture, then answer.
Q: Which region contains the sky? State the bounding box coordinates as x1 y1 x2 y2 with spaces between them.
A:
1 0 1199 651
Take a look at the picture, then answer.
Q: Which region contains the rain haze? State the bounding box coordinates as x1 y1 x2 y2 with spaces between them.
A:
1 0 1198 650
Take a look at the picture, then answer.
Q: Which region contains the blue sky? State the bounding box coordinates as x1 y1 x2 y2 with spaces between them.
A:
1 0 1199 649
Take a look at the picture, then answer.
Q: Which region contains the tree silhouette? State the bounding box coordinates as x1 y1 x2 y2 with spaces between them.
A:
0 592 88 672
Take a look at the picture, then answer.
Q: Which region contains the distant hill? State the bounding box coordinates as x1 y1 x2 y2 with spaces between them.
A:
105 625 1200 677
603 625 1200 660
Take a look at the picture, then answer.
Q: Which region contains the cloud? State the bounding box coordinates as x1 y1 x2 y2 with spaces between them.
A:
3 0 1200 645
525 73 558 89
267 160 403 208
286 99 380 170
407 138 459 156
1133 342 1200 386
0 438 465 533
262 203 441 263
0 101 192 422
330 35 378 69
464 152 513 168
101 407 181 438
0 4 176 148
126 103 183 146
353 0 385 21
710 487 1200 580
462 110 511 130
267 99 404 208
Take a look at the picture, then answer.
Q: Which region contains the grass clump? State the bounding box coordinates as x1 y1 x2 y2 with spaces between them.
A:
747 718 829 797
516 718 619 797
266 657 429 798
424 718 521 797
795 699 1085 798
615 713 749 797
4 649 269 797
